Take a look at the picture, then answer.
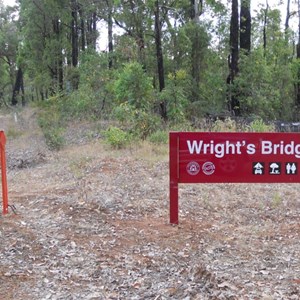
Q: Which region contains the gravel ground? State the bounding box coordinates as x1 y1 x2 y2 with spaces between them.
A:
0 108 299 299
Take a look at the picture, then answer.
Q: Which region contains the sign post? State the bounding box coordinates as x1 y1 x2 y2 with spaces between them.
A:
0 131 8 215
170 132 300 224
169 132 179 224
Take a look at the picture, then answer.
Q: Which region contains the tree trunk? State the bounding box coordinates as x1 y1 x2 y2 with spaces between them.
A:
285 0 290 34
11 68 25 106
190 0 202 21
71 0 79 67
78 4 85 51
92 12 97 50
52 18 63 91
154 0 167 120
296 45 300 107
240 0 251 53
296 0 300 108
263 2 269 56
227 0 240 116
108 1 113 69
86 12 97 50
190 0 203 102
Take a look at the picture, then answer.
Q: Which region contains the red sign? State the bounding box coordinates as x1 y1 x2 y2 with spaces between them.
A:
0 131 8 215
170 132 300 224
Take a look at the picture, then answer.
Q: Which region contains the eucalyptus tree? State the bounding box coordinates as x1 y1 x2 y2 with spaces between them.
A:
68 0 100 91
153 0 167 119
189 0 203 102
106 0 113 68
73 0 99 52
70 0 79 67
0 2 20 105
112 0 172 119
113 0 150 68
18 0 102 98
18 0 68 97
227 0 240 115
240 0 251 53
295 0 300 108
238 2 296 120
285 0 291 35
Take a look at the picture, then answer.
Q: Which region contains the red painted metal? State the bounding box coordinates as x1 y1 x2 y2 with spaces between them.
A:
169 132 300 224
0 131 8 215
169 132 179 224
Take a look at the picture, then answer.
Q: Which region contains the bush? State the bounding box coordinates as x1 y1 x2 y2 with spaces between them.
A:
248 118 274 132
112 103 135 125
43 127 65 150
38 108 65 150
148 130 168 145
63 86 99 120
114 62 154 110
159 70 189 124
103 126 131 149
211 118 237 132
112 103 162 139
61 51 115 120
131 111 161 139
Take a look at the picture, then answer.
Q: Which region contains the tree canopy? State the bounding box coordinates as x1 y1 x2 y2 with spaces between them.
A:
1 0 300 126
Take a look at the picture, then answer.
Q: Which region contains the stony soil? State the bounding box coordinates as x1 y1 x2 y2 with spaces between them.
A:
0 108 299 300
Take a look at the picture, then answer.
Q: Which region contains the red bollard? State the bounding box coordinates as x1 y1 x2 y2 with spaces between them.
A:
0 131 8 215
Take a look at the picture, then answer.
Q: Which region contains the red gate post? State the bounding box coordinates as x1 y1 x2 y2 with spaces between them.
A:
0 131 8 215
169 132 179 224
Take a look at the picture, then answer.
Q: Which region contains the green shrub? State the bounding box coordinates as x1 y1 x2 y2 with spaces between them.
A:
61 51 114 121
159 70 189 124
131 111 161 139
248 118 274 132
211 118 237 132
111 103 162 139
43 127 65 150
169 121 194 132
38 109 65 150
148 130 168 145
114 62 154 110
103 126 131 149
112 103 135 125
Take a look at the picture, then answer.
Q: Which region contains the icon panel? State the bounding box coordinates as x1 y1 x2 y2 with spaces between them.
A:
253 162 264 175
285 162 297 175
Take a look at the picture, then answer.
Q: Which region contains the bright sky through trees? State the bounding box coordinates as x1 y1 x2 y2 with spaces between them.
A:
3 0 15 5
1 0 298 48
2 0 296 25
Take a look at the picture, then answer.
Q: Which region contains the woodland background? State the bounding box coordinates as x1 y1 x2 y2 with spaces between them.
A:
1 3 300 298
1 0 300 146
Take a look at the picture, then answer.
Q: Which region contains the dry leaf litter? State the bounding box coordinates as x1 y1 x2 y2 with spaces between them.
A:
0 108 299 300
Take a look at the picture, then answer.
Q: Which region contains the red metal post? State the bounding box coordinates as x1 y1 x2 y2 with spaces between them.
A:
169 132 179 224
0 131 8 215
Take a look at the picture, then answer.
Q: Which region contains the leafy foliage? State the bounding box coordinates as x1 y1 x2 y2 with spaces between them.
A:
248 118 275 132
148 130 168 145
159 70 189 124
112 102 161 139
103 126 131 149
236 50 294 120
2 0 300 147
114 62 154 111
38 103 65 150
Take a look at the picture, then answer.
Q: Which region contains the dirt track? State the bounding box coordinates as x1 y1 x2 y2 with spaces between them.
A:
0 108 300 299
